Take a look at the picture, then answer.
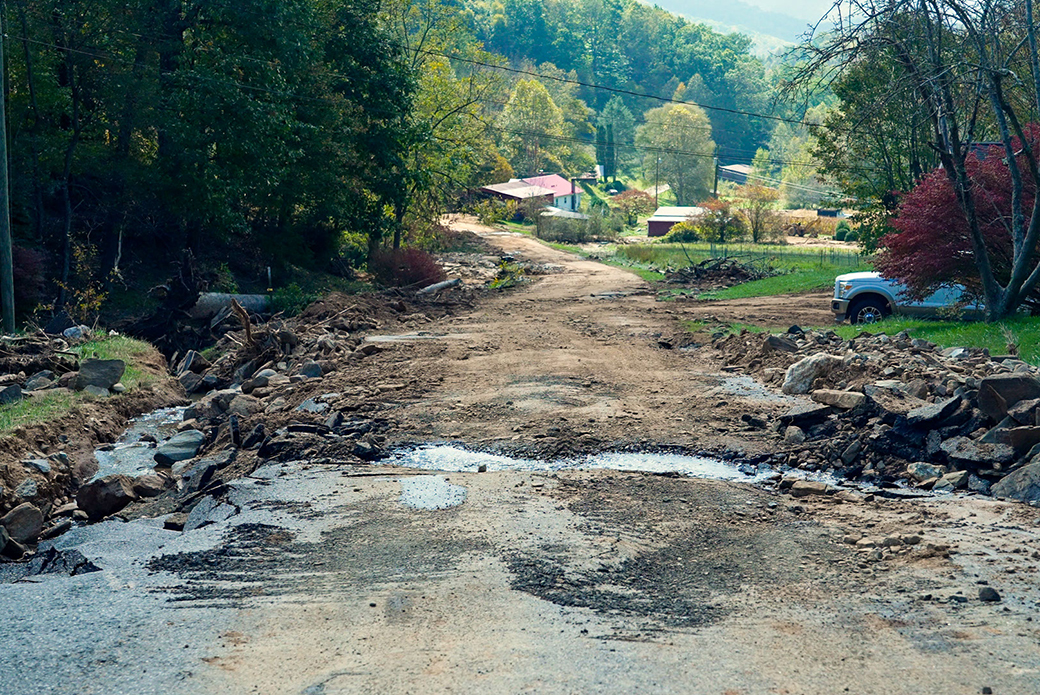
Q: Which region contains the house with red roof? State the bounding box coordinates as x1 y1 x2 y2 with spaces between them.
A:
519 174 582 212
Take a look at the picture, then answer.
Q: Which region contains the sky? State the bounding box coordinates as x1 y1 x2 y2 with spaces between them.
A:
739 0 835 22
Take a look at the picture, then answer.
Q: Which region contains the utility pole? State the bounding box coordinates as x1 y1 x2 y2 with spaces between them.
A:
712 156 720 198
0 14 14 335
655 157 661 208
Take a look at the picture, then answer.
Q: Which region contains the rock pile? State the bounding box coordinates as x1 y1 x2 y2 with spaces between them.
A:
716 326 1040 504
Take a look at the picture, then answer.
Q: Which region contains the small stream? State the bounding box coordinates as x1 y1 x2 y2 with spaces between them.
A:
91 406 186 481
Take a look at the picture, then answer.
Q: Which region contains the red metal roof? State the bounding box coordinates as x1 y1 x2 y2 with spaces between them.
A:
520 174 576 198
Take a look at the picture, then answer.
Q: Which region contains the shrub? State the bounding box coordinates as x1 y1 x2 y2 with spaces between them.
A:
368 247 446 289
472 198 517 226
844 229 859 243
834 228 847 241
271 283 319 317
664 221 700 243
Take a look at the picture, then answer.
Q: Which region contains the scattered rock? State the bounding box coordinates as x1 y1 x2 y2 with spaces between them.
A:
978 586 1001 602
907 462 946 483
132 475 167 498
940 437 1015 467
977 373 1040 421
75 358 126 391
0 384 23 406
991 460 1040 503
811 389 866 409
784 426 806 444
24 371 55 391
0 502 44 542
778 403 832 426
298 361 323 379
788 480 831 498
154 430 206 466
933 470 970 492
782 353 843 395
76 475 137 520
906 396 962 427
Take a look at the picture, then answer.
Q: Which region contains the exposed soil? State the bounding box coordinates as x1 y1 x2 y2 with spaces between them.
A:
5 217 1040 694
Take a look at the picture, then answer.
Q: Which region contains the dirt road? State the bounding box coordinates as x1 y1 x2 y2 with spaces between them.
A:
3 223 1039 695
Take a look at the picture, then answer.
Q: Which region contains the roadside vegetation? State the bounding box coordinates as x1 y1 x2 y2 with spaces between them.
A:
829 316 1040 365
612 242 868 299
0 335 157 436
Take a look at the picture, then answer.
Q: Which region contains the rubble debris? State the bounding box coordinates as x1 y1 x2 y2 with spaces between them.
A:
663 257 775 291
714 325 1040 500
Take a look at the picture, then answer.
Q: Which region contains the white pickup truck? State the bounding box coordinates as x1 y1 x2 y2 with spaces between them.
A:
831 271 983 324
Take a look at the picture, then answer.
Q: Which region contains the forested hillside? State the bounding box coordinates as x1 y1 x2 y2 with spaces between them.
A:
463 0 776 158
4 0 801 324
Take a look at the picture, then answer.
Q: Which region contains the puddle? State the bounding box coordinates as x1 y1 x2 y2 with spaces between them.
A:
385 445 784 483
399 476 468 510
92 407 186 481
365 332 473 343
717 375 801 404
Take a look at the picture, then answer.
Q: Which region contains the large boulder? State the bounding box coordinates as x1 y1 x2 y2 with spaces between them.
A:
0 502 44 543
76 475 137 520
154 430 206 466
991 460 1040 503
75 359 126 392
978 373 1040 421
782 353 843 395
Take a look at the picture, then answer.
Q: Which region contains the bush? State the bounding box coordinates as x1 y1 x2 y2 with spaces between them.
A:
368 247 446 289
471 198 517 226
535 211 621 243
834 228 847 241
844 229 859 243
271 283 319 317
663 221 700 243
835 219 851 234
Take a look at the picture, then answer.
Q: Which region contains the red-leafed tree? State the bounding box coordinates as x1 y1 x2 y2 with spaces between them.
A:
876 130 1039 301
791 0 1040 320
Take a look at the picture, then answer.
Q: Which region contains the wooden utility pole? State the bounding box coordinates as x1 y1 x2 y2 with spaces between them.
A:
0 14 14 335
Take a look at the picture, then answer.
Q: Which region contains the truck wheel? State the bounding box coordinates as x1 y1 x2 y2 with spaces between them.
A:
849 297 888 324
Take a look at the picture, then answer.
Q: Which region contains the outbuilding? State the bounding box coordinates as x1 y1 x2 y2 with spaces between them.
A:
647 206 704 237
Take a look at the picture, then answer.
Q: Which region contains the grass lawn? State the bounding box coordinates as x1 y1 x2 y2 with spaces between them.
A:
0 334 157 436
827 315 1040 364
614 242 869 300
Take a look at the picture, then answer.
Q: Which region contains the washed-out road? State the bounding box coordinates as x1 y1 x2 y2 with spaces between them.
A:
1 223 1039 695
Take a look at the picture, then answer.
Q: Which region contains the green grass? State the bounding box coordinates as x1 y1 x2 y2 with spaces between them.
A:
608 241 870 300
0 390 77 433
71 335 156 390
0 335 158 436
827 315 1040 364
697 267 851 300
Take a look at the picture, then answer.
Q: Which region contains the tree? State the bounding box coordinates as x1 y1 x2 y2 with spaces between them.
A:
389 0 506 248
610 189 654 225
735 185 781 243
499 79 567 176
695 198 745 243
598 95 635 173
875 137 1036 304
791 0 1040 320
636 104 715 206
